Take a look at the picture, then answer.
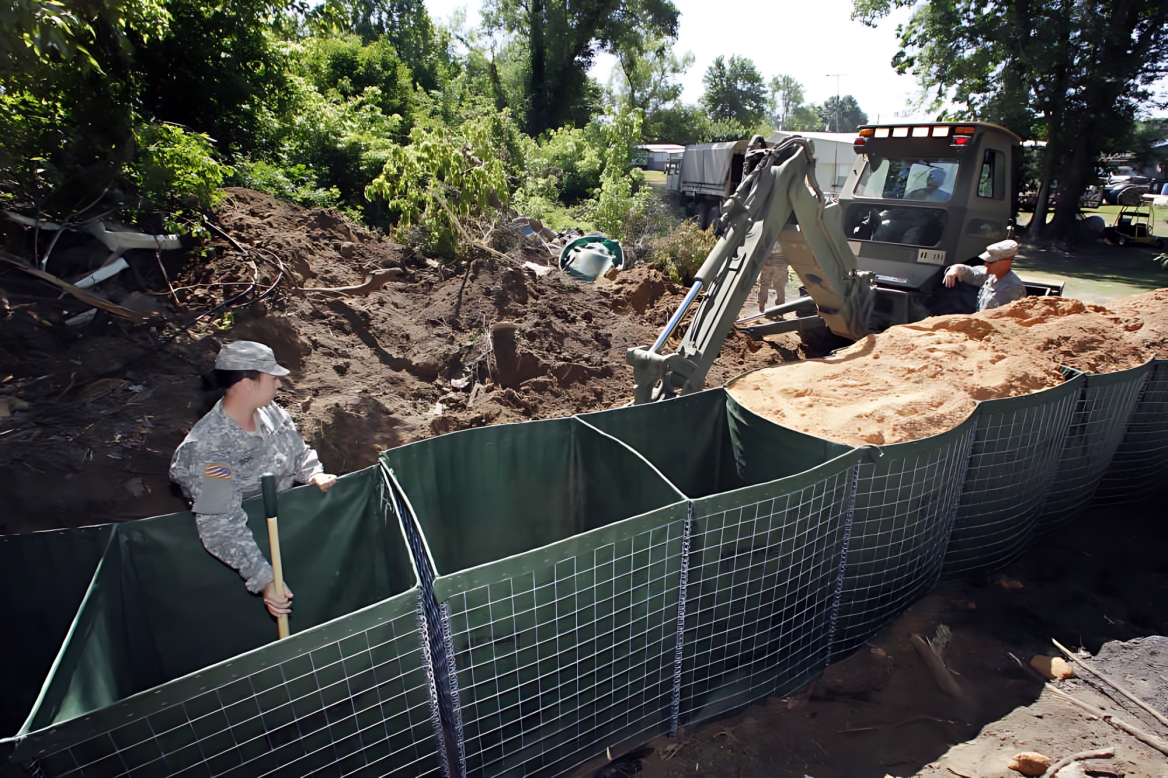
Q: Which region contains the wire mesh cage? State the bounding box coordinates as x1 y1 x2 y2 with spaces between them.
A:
7 468 443 778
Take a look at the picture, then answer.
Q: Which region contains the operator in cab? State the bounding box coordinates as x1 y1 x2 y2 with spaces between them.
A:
941 239 1026 312
170 341 338 618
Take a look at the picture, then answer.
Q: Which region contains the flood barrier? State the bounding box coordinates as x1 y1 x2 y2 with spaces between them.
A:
3 359 1164 777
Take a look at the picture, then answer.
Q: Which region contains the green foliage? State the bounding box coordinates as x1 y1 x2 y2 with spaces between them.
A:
483 0 680 136
818 95 868 133
644 218 717 283
303 35 414 120
768 75 804 130
132 0 296 157
784 104 823 132
365 113 513 257
231 160 346 211
0 0 170 75
700 55 767 126
128 123 231 213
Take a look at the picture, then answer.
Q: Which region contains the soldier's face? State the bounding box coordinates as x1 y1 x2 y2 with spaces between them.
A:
253 372 282 406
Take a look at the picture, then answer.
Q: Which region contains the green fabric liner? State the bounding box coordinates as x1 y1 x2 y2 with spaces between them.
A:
1038 362 1152 531
681 450 861 724
725 391 855 485
942 375 1082 577
383 416 688 777
11 465 422 760
382 416 686 577
0 525 112 740
1096 358 1168 504
579 389 742 498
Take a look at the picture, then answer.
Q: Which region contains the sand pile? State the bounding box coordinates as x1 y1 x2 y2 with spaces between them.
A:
727 294 1162 446
1104 288 1168 359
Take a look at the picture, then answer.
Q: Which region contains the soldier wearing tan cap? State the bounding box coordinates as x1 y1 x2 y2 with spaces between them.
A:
942 239 1027 311
170 341 337 617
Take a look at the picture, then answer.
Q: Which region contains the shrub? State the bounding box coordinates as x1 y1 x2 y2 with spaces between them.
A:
127 122 232 233
644 218 718 283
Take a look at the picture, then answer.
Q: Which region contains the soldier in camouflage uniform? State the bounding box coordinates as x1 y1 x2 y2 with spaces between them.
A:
170 341 337 617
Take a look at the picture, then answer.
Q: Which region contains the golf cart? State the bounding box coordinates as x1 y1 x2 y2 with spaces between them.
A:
1106 204 1163 247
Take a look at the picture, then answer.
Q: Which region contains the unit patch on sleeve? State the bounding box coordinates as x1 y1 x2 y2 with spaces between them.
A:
204 463 234 479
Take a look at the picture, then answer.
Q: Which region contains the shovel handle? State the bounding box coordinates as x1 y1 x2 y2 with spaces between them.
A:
261 473 290 639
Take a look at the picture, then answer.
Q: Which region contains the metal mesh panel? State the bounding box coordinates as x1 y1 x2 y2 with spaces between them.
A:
680 462 857 726
14 481 443 778
1038 367 1149 531
830 423 974 655
1095 360 1168 505
381 465 459 778
436 512 687 778
19 598 441 778
943 384 1078 577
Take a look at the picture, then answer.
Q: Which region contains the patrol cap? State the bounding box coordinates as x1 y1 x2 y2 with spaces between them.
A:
978 239 1019 263
214 341 290 376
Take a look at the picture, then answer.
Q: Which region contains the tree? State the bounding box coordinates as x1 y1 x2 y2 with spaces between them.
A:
482 0 680 137
785 105 823 132
853 0 1168 240
818 94 868 133
700 55 767 126
611 38 694 141
132 0 296 157
769 74 804 129
305 0 453 91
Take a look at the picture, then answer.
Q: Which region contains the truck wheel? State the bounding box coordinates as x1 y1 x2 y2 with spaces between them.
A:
698 203 712 230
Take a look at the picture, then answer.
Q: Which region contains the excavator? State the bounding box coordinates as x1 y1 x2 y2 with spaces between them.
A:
626 122 1061 404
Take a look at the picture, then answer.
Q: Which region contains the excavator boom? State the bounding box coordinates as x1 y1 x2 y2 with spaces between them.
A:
626 139 876 404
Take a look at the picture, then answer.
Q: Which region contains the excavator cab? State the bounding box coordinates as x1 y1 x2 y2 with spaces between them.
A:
836 123 1021 327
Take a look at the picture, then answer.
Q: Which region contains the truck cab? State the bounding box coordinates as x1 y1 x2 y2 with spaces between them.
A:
837 123 1021 323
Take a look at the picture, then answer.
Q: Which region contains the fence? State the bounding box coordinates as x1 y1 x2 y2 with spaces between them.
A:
4 359 1165 778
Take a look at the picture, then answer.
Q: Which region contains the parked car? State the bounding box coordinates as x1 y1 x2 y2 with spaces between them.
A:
1018 183 1102 211
1103 173 1152 205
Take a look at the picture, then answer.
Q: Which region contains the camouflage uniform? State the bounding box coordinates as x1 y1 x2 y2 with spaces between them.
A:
757 242 788 311
170 342 323 593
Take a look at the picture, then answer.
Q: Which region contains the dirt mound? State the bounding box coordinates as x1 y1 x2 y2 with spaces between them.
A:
728 295 1160 446
0 188 797 533
1104 287 1168 359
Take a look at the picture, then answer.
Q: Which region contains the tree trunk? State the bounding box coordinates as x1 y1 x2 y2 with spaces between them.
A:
526 0 547 136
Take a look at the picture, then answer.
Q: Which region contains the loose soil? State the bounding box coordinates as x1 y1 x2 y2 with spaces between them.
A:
0 188 796 533
727 295 1161 446
2 190 1166 778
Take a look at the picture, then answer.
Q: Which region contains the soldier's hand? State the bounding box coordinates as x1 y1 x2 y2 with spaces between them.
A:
310 473 337 492
943 267 959 288
263 581 293 617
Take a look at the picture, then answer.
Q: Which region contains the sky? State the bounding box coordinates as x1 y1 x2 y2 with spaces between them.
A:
422 0 929 123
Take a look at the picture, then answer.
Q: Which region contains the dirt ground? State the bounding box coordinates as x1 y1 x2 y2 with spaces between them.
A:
0 188 796 534
2 191 1166 777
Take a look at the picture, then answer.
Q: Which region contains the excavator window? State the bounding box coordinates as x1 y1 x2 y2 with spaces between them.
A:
854 157 959 202
844 205 949 247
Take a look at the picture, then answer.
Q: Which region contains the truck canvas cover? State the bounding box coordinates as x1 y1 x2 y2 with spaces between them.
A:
679 142 740 195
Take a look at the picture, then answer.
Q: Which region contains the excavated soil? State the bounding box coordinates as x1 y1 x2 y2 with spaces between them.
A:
0 187 797 533
728 295 1159 446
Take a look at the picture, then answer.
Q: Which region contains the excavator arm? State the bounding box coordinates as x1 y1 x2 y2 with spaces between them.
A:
626 138 876 404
